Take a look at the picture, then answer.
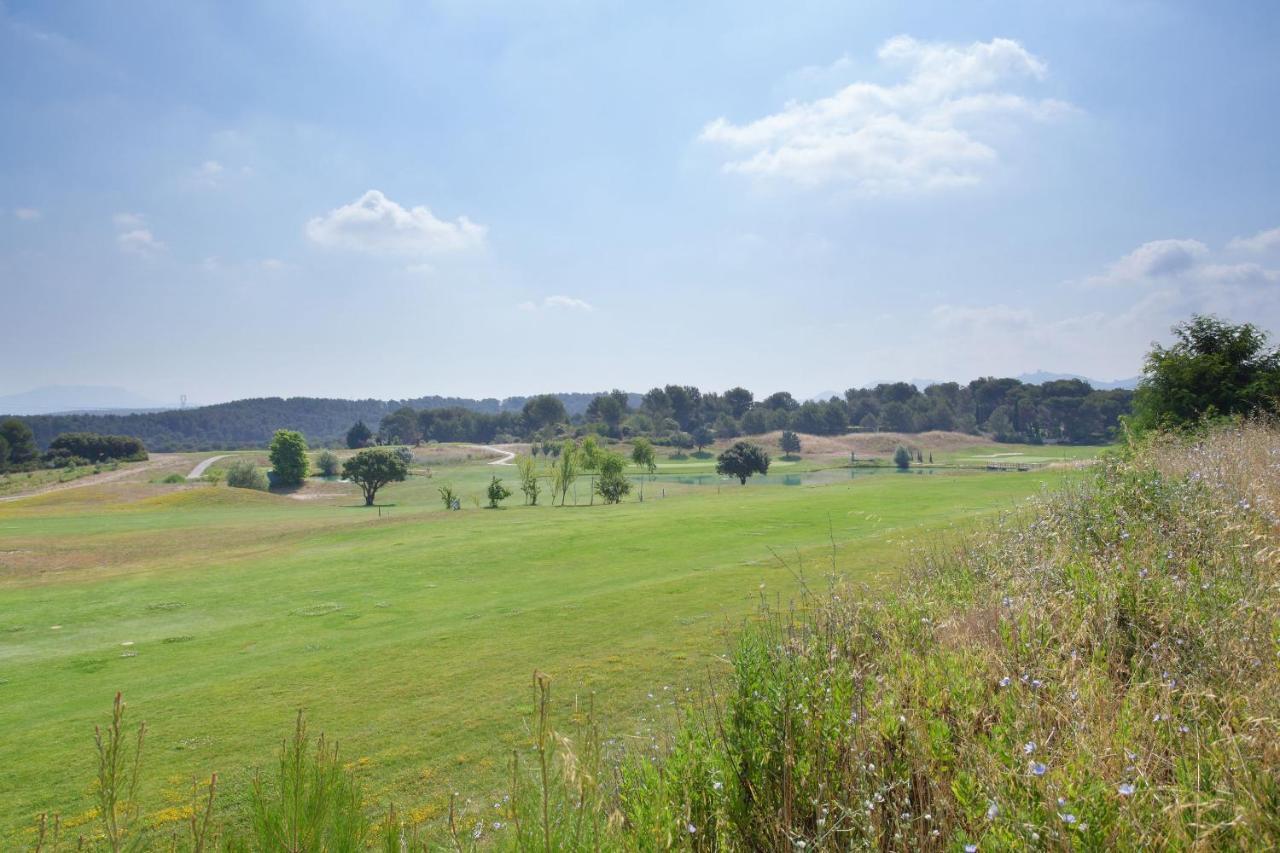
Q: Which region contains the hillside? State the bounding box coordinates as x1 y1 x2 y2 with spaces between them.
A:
7 392 628 452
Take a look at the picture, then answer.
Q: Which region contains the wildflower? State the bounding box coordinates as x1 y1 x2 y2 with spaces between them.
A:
999 676 1012 688
1117 783 1135 796
1023 741 1036 755
1031 762 1047 776
713 780 723 791
965 845 978 852
986 801 999 820
687 823 696 834
1060 813 1077 825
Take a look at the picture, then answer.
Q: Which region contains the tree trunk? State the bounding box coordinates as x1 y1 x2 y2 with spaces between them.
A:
365 488 376 506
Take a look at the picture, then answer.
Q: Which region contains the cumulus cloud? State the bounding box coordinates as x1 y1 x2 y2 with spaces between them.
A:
1087 238 1209 285
698 35 1072 193
1228 226 1280 253
519 295 594 312
306 190 486 255
14 207 40 221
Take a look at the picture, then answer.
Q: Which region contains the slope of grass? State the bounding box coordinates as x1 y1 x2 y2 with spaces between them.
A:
0 457 1085 843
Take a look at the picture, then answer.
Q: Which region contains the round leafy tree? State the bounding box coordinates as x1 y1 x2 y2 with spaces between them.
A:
268 429 310 487
342 447 409 506
594 451 632 504
716 441 770 485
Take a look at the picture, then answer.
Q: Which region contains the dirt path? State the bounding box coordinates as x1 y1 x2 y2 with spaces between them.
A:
0 460 165 503
461 444 517 465
187 455 230 480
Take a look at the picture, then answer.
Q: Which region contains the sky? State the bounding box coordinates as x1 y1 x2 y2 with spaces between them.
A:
1 0 1279 406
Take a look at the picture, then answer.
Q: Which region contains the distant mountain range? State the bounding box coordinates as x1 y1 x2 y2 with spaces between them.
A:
1013 371 1140 390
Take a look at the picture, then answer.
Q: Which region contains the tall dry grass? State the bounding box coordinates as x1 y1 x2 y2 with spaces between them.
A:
615 421 1280 849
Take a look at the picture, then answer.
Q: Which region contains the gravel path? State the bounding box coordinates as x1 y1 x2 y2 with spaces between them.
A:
187 454 230 480
461 445 517 465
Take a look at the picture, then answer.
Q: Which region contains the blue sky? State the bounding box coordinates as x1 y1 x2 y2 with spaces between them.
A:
2 0 1278 405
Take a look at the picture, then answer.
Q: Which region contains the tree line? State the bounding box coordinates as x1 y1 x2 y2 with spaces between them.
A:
364 378 1133 451
0 419 147 472
5 377 1133 455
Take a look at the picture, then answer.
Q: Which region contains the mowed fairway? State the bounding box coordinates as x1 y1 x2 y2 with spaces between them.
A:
0 450 1092 838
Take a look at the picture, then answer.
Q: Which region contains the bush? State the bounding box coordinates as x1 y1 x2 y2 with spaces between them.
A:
225 459 268 490
46 432 147 463
314 449 340 477
486 475 512 508
893 444 912 469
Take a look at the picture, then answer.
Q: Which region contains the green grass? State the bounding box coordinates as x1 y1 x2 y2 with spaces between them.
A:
0 449 1094 841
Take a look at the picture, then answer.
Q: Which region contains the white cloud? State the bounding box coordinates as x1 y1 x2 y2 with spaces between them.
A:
306 190 486 255
698 35 1072 193
932 303 1034 331
520 295 594 312
117 228 164 257
14 207 40 221
112 212 164 257
1087 238 1209 285
1228 226 1280 253
191 159 225 188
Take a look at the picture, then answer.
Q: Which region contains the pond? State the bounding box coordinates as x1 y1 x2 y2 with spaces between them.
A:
645 466 940 487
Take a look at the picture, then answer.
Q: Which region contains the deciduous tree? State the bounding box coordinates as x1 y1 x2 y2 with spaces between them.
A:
268 429 310 487
342 447 409 506
716 441 770 485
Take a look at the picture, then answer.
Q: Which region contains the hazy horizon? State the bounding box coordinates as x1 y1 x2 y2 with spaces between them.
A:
3 1 1278 402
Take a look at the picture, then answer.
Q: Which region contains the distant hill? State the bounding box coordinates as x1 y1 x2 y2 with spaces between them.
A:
7 392 631 452
0 385 167 415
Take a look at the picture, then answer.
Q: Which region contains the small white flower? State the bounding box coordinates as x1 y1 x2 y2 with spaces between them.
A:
1023 741 1036 755
986 801 999 820
1118 783 1135 796
687 823 696 834
965 845 978 853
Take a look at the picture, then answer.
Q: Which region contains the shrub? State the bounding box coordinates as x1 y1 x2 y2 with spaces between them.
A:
486 475 513 508
438 483 458 509
314 449 340 477
225 459 267 490
249 711 368 850
893 444 912 469
160 472 186 484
